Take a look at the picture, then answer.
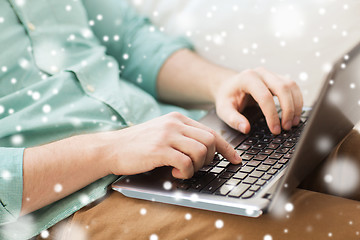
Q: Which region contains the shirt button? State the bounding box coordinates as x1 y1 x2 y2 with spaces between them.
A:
27 22 36 31
86 84 95 92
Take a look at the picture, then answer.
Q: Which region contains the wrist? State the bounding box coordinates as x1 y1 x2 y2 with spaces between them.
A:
72 133 112 178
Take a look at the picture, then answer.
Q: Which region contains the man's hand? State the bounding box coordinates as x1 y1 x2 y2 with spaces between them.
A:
157 50 303 135
102 112 242 179
214 67 303 135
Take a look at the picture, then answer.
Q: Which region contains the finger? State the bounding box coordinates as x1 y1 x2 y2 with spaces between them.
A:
171 136 207 172
168 149 195 179
255 69 295 131
180 125 216 166
179 116 242 164
216 99 251 134
240 72 281 135
289 80 304 126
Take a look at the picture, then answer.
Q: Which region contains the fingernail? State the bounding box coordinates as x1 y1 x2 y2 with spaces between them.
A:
238 123 246 133
293 116 300 126
274 125 281 134
284 121 292 130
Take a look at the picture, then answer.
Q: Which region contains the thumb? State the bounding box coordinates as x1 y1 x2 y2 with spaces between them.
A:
216 102 251 134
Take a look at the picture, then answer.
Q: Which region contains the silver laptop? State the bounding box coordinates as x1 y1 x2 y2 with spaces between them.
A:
112 42 360 217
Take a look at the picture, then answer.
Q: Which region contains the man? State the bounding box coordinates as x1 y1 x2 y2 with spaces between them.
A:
1 0 304 239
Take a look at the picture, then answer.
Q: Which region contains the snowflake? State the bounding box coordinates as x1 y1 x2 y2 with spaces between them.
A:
2 170 11 180
32 92 41 100
264 234 273 240
54 184 63 193
123 54 129 60
0 105 4 114
40 230 49 239
1 66 7 72
284 202 294 212
0 17 4 23
42 104 51 113
96 14 103 21
11 78 17 84
11 134 24 146
185 213 192 220
16 125 22 131
140 208 147 215
65 5 72 12
103 35 109 42
215 219 224 229
299 72 308 81
163 181 172 190
149 234 158 240
113 35 120 41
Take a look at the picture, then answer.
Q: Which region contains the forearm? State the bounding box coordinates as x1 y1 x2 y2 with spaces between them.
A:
21 133 110 215
157 49 237 104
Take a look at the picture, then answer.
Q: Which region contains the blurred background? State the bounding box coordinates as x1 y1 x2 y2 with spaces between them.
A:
128 0 360 107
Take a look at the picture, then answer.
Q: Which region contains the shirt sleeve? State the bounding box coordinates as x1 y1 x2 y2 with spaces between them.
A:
0 148 24 225
82 0 194 98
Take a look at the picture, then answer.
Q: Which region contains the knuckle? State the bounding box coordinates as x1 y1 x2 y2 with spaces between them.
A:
168 112 183 119
197 144 208 157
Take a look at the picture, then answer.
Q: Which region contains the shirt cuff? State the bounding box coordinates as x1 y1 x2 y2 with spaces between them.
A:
141 36 194 98
0 148 24 224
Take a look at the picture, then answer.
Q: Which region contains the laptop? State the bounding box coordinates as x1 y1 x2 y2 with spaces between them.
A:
112 41 360 217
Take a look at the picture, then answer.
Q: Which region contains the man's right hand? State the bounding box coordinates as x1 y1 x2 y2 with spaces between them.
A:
100 112 242 179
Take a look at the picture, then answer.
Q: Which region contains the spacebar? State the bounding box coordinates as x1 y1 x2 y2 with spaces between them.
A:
228 184 251 198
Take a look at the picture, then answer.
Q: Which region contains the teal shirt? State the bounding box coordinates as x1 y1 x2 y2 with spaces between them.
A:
0 0 205 239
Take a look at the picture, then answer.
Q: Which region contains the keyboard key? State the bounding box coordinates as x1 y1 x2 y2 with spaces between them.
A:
242 176 257 184
233 172 247 180
226 178 241 186
210 167 224 174
276 147 290 154
219 171 234 179
267 169 278 175
263 159 277 165
240 166 255 173
201 178 226 193
260 137 272 143
255 179 266 186
227 164 242 173
228 183 251 198
278 158 289 164
215 184 235 196
241 154 253 161
247 148 261 155
176 183 190 190
249 170 264 178
254 143 267 149
269 153 283 160
261 174 272 180
272 137 285 144
283 141 295 148
267 143 280 150
247 160 262 167
272 163 284 170
284 153 292 159
237 144 251 151
257 164 271 172
249 185 261 192
241 190 255 199
254 154 267 161
244 138 258 145
260 149 273 155
217 161 230 168
199 165 212 172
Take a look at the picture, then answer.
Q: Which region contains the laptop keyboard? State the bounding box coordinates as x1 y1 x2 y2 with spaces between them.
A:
174 110 309 199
